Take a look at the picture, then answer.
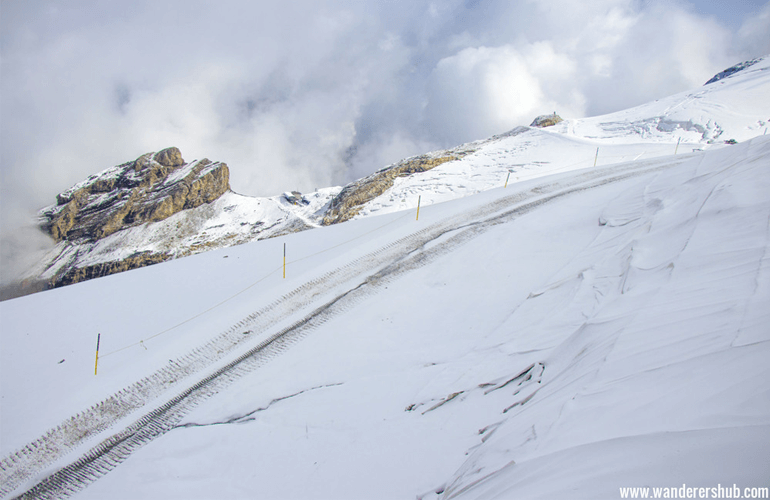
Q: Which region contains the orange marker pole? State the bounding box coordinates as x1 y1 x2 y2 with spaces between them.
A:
416 195 421 221
94 333 101 375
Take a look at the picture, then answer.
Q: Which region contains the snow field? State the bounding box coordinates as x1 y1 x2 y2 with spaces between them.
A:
2 56 770 499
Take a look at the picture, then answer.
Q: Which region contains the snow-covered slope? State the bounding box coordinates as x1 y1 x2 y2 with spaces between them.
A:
345 55 770 221
20 57 769 295
1 58 769 499
27 186 339 286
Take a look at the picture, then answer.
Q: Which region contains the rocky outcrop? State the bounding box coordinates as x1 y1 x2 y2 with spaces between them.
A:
34 147 230 288
530 113 563 128
322 154 459 225
40 147 230 243
54 252 171 287
705 57 763 85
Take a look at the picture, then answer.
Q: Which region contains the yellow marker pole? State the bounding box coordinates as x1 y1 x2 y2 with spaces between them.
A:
283 243 286 279
94 333 101 375
504 172 511 188
593 147 599 167
416 195 421 221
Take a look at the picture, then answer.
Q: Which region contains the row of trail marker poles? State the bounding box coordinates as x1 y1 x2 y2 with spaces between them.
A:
94 333 100 375
416 195 421 221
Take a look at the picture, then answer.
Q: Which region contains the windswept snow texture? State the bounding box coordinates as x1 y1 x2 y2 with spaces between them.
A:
2 58 770 500
2 136 769 499
347 56 770 222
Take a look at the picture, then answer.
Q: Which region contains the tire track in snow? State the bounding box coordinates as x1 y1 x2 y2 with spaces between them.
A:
1 155 690 500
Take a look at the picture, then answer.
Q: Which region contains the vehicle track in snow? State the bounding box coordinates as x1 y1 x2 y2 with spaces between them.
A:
1 154 692 500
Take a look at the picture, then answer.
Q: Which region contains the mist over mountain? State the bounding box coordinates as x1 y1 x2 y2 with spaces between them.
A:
1 54 769 499
2 0 770 287
4 55 767 302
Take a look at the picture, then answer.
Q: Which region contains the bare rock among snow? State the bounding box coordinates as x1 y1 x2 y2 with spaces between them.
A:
530 113 563 128
153 146 185 168
54 251 171 287
322 154 460 225
40 147 231 243
704 57 764 85
32 148 231 288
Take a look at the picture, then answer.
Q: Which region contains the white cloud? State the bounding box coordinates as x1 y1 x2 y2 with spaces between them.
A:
737 1 770 57
425 43 582 144
0 0 765 284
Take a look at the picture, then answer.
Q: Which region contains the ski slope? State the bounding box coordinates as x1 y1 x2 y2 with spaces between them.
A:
2 58 770 499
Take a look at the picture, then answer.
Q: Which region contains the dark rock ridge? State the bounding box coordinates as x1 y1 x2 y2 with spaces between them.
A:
40 147 230 243
705 57 763 85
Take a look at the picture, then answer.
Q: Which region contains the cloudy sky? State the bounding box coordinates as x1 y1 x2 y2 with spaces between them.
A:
1 0 769 283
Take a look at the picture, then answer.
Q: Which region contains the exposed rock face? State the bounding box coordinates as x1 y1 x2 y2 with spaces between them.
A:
322 154 459 225
530 113 563 128
40 147 230 243
705 57 763 85
55 252 171 287
37 147 230 287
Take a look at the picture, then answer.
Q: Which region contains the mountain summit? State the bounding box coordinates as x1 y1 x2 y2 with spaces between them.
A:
40 147 229 243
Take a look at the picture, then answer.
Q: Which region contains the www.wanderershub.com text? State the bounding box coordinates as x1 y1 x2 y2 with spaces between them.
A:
620 484 769 499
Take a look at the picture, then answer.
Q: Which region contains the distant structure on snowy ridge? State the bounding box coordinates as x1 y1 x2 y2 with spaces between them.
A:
705 57 764 85
530 113 564 128
282 191 310 206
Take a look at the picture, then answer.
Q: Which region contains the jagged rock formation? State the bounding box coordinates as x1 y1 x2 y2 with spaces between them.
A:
34 147 231 288
40 147 230 243
530 113 563 128
322 154 460 225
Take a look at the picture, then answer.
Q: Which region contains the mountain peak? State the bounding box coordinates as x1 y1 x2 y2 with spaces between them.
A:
40 147 230 243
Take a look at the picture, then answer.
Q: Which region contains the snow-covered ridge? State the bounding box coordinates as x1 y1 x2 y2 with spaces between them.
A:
1 57 769 499
16 56 770 297
22 147 339 293
704 55 765 84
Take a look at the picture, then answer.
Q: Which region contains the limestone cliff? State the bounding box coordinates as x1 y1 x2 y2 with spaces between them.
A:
40 147 230 243
36 147 231 288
